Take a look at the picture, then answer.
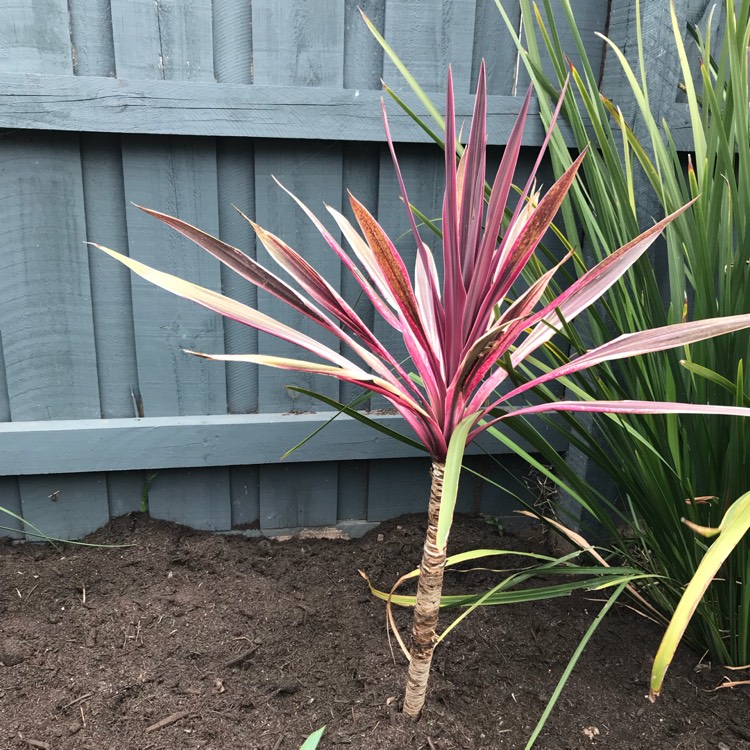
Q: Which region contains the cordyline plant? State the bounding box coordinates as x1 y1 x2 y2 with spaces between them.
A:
94 64 750 718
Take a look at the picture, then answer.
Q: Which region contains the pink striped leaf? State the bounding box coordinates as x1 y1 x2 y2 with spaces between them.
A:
91 244 357 372
510 201 696 366
184 350 430 416
497 313 750 408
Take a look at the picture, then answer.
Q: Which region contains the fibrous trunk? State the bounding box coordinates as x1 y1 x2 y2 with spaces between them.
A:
403 460 446 719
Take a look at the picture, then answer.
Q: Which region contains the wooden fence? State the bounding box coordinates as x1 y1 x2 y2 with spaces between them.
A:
0 0 716 539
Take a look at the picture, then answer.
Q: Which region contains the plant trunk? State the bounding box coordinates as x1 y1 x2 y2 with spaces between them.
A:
403 460 446 719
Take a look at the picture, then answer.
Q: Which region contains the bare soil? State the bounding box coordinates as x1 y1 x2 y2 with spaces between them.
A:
1 512 748 750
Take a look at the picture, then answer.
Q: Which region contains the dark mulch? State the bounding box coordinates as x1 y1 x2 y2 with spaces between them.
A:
1 512 748 750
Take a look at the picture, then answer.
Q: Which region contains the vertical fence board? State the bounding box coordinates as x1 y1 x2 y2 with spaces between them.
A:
213 0 257 416
382 0 477 92
120 141 227 418
252 0 346 529
0 147 101 421
70 0 146 518
474 0 522 95
0 337 22 537
213 0 260 529
145 468 231 530
69 0 117 77
0 479 23 538
260 462 337 528
367 457 432 521
0 0 109 540
113 0 231 530
337 460 369 521
230 468 259 529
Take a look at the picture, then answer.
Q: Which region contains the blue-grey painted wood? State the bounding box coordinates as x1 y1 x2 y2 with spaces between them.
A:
113 0 232 531
367 457 432 521
114 0 226 419
382 0 477 92
213 0 257 415
72 0 139 420
0 479 24 538
16 474 109 541
212 0 259 530
252 0 343 87
111 0 215 81
338 0 387 508
252 0 345 530
70 0 147 520
260 462 338 529
344 0 385 89
147 467 231 530
474 0 522 95
0 328 23 538
0 74 618 148
252 1 346 416
341 0 383 401
0 337 22 537
0 135 102 422
0 0 71 74
82 139 140 419
0 335 22 537
0 413 561 476
230 466 260 528
213 2 260 528
366 455 512 522
0 0 110 541
337 461 368 521
68 0 117 77
107 471 146 518
120 144 228 417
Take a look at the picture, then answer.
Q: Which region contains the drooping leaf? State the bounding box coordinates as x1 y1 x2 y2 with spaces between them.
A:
650 491 750 699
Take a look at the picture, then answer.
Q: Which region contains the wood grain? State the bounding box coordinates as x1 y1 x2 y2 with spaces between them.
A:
113 0 231 530
0 0 109 539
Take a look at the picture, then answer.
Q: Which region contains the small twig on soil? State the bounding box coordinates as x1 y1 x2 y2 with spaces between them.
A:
426 738 438 750
271 735 284 750
22 740 50 750
145 710 191 733
222 643 260 670
386 696 398 727
62 692 93 710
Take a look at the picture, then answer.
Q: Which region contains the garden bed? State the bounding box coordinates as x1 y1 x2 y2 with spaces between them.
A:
1 512 748 749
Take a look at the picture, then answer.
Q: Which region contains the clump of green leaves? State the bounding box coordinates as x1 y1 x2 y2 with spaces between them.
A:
492 0 750 674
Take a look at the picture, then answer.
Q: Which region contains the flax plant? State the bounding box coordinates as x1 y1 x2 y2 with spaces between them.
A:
95 63 750 717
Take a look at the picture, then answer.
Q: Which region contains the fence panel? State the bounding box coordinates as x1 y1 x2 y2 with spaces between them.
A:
0 0 696 540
